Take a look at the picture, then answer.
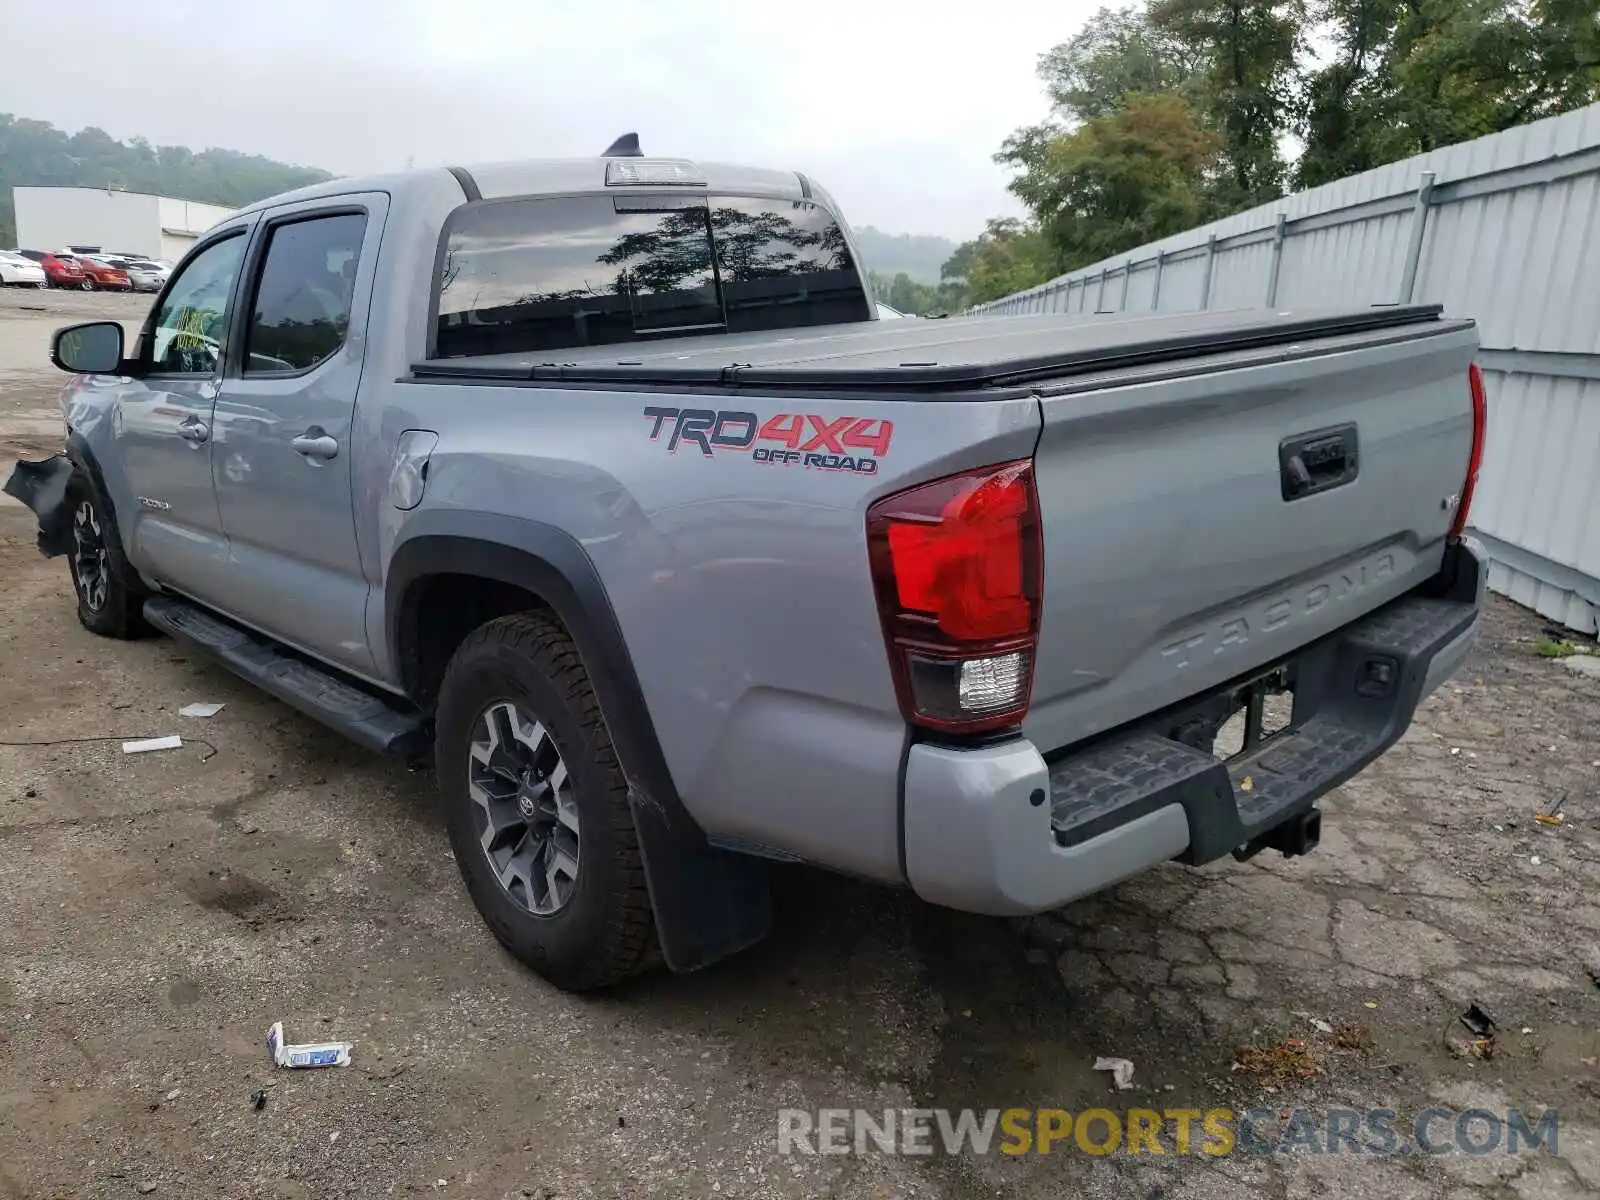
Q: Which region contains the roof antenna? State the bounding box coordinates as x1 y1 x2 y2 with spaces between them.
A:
602 133 642 157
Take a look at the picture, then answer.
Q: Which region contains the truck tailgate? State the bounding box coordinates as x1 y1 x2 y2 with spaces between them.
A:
1023 316 1479 755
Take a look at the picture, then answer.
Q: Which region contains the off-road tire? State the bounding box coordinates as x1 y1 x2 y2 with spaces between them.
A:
66 473 154 639
434 611 656 991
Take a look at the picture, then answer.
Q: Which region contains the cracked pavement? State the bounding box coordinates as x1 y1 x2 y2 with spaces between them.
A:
2 288 1598 1198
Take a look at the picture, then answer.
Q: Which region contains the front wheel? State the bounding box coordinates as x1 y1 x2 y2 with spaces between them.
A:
66 476 153 638
434 611 656 991
79 279 93 291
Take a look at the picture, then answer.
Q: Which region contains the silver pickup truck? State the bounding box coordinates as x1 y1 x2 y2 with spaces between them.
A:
7 141 1487 992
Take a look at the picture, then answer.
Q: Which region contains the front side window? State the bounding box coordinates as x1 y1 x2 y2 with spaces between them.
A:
149 234 246 374
434 194 868 358
244 213 367 373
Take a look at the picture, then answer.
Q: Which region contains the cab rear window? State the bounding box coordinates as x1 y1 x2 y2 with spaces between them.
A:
433 194 869 358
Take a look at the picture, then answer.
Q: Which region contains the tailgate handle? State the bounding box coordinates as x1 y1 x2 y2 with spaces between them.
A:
1280 424 1358 501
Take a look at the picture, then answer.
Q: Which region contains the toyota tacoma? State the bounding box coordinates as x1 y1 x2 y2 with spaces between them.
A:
5 139 1487 991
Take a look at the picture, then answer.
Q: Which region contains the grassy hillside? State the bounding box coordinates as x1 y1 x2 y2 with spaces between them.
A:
851 225 958 284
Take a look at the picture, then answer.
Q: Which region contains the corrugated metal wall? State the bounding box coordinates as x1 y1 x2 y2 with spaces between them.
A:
970 103 1600 634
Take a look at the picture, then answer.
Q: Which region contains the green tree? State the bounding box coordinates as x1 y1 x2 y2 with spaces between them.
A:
999 93 1222 272
1149 0 1307 209
1295 0 1403 187
1037 5 1204 121
1530 0 1600 113
1296 0 1599 186
940 218 1058 305
970 0 1597 308
1387 0 1541 150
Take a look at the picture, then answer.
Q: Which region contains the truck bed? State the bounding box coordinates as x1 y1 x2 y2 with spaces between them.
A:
414 301 1479 761
413 304 1466 392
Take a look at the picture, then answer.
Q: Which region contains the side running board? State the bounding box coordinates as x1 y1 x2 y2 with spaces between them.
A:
143 595 426 756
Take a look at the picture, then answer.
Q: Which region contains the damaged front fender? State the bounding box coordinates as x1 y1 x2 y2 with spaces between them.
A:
3 454 76 558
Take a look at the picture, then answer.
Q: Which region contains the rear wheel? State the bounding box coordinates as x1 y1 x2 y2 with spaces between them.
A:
66 476 153 639
434 612 656 991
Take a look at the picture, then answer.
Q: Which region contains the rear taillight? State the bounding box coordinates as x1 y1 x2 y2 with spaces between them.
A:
1452 363 1488 539
866 459 1042 734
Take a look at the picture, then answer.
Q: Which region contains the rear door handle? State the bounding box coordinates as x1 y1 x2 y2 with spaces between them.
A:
292 429 339 460
177 417 209 445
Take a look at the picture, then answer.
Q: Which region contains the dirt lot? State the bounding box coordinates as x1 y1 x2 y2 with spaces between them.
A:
1 286 1598 1200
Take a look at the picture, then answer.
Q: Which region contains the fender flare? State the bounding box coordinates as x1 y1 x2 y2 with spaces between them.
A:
65 431 139 581
386 511 771 972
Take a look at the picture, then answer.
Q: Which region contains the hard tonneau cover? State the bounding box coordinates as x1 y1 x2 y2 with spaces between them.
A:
413 304 1465 392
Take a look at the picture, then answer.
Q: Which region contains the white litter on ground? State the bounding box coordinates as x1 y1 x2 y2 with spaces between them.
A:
179 702 225 718
122 735 182 754
1093 1056 1135 1090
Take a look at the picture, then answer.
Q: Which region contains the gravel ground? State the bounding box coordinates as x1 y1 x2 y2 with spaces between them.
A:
1 286 1598 1199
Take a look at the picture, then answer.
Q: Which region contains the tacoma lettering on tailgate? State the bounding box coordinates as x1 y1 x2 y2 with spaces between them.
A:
643 406 893 475
1161 551 1398 669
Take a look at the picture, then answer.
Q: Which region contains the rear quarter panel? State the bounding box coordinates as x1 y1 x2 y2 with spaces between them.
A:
386 383 1039 881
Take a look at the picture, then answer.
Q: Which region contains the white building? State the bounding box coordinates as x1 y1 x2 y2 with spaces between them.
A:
12 186 235 262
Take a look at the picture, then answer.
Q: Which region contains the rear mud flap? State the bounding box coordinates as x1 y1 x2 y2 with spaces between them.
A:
628 784 772 973
3 455 75 558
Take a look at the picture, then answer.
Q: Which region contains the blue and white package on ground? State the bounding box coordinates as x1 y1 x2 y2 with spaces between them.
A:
267 1020 353 1069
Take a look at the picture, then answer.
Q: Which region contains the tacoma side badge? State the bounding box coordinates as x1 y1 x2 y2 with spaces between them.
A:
387 430 439 511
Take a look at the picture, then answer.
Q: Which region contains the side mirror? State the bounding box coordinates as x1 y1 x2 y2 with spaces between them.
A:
51 321 126 375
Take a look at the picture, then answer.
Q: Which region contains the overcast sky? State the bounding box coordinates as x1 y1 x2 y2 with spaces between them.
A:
1 0 1107 242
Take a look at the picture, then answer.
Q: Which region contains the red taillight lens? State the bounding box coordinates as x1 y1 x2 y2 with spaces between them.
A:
867 460 1042 734
1452 363 1488 539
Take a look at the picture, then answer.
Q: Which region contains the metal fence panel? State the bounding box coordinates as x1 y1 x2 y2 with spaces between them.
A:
1276 210 1411 308
968 102 1600 633
1125 260 1157 310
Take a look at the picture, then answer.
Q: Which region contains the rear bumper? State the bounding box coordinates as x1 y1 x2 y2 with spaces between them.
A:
902 540 1485 915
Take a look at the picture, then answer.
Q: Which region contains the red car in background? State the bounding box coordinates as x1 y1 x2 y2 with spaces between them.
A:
64 256 132 291
13 250 89 289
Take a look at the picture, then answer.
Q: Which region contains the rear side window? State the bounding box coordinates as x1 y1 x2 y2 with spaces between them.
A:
708 197 867 333
435 194 868 358
244 212 367 373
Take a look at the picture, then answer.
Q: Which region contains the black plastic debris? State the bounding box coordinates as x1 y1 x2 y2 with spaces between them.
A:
1460 1002 1497 1038
2 455 75 558
250 1089 268 1111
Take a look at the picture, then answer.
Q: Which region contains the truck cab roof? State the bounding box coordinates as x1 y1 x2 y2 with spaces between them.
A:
230 155 816 217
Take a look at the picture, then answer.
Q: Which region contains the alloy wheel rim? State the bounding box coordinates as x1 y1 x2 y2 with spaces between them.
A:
71 501 109 613
467 700 580 915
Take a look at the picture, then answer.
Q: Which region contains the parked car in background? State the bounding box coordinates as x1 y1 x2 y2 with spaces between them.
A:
119 261 169 292
0 251 49 287
13 249 89 289
67 257 133 291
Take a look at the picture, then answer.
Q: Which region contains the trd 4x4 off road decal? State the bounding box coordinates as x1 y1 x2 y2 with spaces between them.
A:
643 407 894 475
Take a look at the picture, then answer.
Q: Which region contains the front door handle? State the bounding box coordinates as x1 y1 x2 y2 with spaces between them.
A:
177 417 209 445
292 429 339 460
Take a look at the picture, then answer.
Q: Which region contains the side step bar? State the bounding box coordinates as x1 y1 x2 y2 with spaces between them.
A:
143 595 426 756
